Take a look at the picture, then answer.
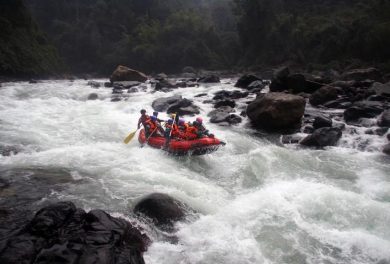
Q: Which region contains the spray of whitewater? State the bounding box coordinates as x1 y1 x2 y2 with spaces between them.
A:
0 80 389 264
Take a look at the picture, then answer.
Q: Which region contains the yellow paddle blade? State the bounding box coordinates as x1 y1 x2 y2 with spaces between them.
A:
124 130 137 144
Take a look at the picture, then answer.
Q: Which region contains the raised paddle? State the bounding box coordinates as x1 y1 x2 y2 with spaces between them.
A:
124 128 139 144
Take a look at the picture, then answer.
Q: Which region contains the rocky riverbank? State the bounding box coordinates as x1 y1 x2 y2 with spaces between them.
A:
97 65 390 155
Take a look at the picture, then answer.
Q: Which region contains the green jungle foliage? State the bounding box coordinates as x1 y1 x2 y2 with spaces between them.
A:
233 0 390 70
2 0 390 76
0 0 62 77
26 0 239 74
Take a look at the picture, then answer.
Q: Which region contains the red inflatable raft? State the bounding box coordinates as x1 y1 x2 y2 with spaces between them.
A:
138 129 225 155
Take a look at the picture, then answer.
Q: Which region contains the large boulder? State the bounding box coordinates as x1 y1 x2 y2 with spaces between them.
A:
341 68 384 82
134 193 189 230
152 95 199 116
300 127 342 147
209 106 242 125
110 65 148 83
235 74 262 89
344 101 385 122
246 92 306 131
270 67 322 93
378 110 390 127
309 86 338 106
0 202 148 264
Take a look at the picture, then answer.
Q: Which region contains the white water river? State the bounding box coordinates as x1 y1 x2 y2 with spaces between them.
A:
0 79 389 264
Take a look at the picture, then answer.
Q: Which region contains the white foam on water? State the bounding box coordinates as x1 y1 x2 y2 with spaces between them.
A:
1 80 390 264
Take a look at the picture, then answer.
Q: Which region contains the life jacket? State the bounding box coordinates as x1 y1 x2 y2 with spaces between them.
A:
165 123 180 137
178 123 189 133
139 114 150 127
145 119 157 134
184 125 198 140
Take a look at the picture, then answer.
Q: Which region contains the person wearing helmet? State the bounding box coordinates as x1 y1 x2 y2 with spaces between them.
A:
177 119 189 138
193 117 210 138
145 115 164 137
153 111 164 123
138 109 150 129
184 121 198 140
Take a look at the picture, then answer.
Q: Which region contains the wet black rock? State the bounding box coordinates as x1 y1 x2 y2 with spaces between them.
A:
375 127 389 136
235 74 262 89
378 110 390 127
213 90 249 100
29 79 38 84
87 81 101 88
214 99 236 109
247 80 266 91
87 93 98 100
270 67 322 94
155 79 176 91
313 116 332 129
300 127 342 147
309 86 338 106
344 101 385 122
302 125 314 134
387 134 390 141
209 107 242 124
0 202 148 264
323 98 353 109
134 193 189 230
383 143 390 155
198 75 220 83
104 82 113 88
152 95 200 116
247 92 306 131
341 68 384 82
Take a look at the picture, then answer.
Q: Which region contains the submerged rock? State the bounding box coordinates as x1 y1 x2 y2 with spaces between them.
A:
300 127 342 147
247 92 306 131
134 193 189 230
0 202 148 264
87 93 98 100
110 65 148 83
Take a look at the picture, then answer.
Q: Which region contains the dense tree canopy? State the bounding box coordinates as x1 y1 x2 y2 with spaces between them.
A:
0 0 62 77
26 0 239 74
233 0 390 70
2 0 390 77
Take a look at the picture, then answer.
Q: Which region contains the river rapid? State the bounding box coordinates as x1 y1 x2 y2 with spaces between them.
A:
0 79 390 264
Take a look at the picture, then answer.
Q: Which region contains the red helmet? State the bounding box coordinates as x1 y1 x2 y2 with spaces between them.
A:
196 117 203 124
